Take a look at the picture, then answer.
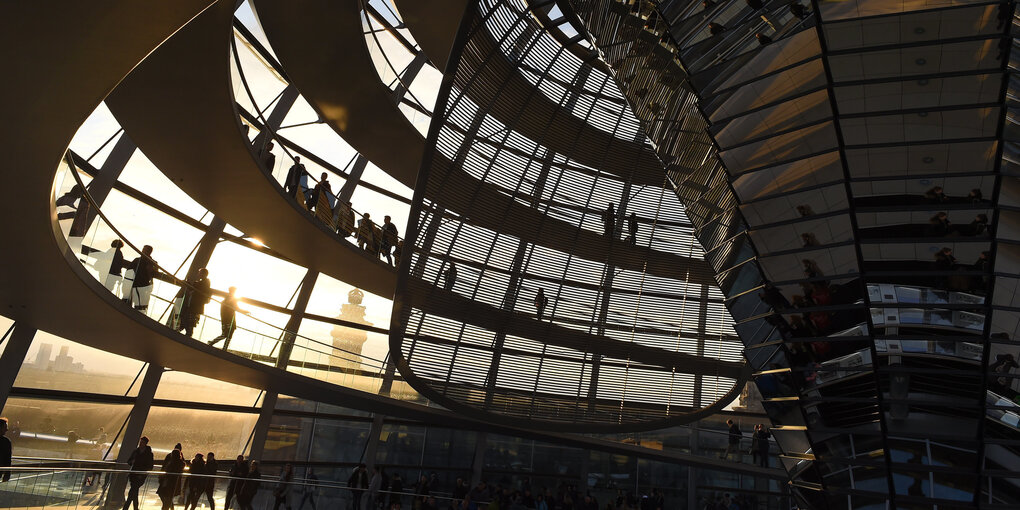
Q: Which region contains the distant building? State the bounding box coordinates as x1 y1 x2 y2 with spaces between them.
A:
35 343 53 369
330 289 371 372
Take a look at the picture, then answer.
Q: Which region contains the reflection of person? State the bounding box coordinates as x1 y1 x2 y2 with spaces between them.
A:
273 463 293 510
924 186 946 203
348 464 368 510
225 455 249 510
297 469 318 510
990 353 1019 395
0 418 12 482
123 436 154 510
239 460 262 510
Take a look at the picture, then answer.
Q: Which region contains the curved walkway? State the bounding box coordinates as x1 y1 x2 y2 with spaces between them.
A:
254 0 666 188
104 0 397 298
250 0 713 285
0 2 784 476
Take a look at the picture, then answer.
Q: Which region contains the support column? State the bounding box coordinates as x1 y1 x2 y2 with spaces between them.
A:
483 152 555 407
70 133 136 237
336 155 369 205
363 414 385 472
247 391 279 461
251 84 300 156
0 324 36 412
105 363 163 508
338 52 427 205
470 432 487 487
186 216 227 279
277 269 318 368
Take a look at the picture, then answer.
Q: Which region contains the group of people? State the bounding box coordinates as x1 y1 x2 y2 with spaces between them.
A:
172 267 249 349
94 239 250 347
601 203 640 245
123 437 267 510
278 153 402 266
703 492 758 510
722 420 771 467
440 263 551 321
96 241 159 313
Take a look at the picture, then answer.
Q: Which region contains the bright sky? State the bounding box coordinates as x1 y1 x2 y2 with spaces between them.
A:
55 0 446 370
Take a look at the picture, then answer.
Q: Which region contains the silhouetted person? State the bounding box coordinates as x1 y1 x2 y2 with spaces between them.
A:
934 247 956 271
702 0 715 10
203 452 218 510
358 213 377 252
443 263 457 292
789 2 807 19
969 189 983 202
307 173 332 212
755 33 772 45
103 239 127 297
708 22 724 35
801 232 819 247
273 463 293 510
126 245 157 312
123 436 154 510
928 212 951 236
338 201 356 238
185 452 205 510
262 142 276 173
924 185 946 203
0 418 11 482
393 240 403 267
973 251 992 292
180 268 211 338
348 464 369 510
210 287 247 349
239 460 261 510
158 449 185 510
381 216 399 265
285 157 306 198
723 419 742 461
534 288 549 321
225 455 249 510
626 213 638 245
603 203 616 238
796 205 814 217
751 424 771 467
